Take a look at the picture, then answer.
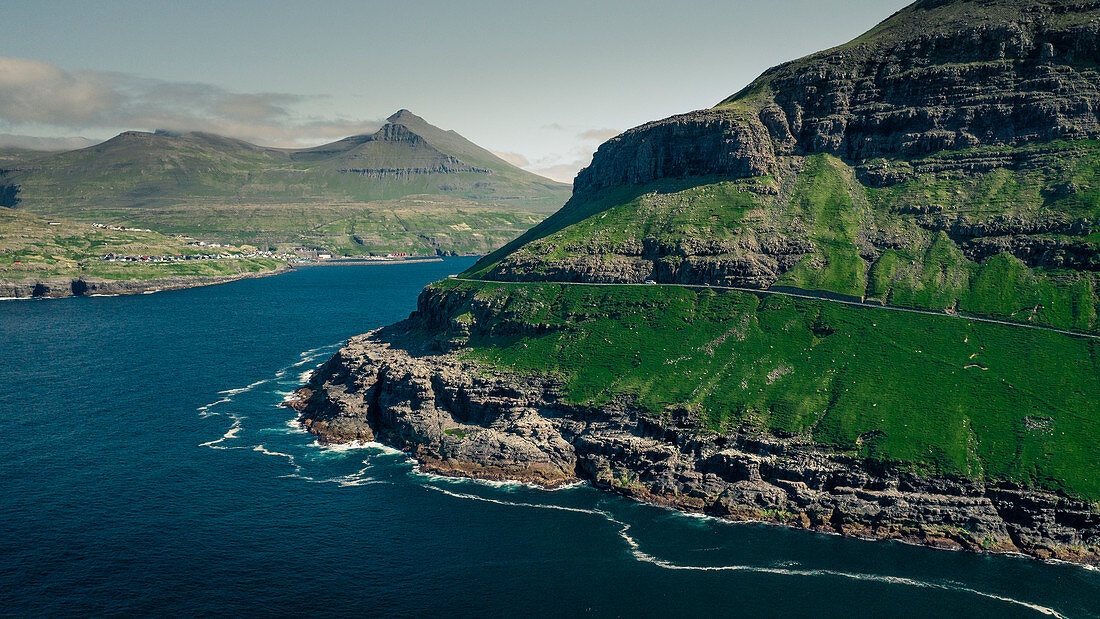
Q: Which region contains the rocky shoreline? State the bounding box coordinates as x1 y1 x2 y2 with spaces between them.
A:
0 265 292 299
289 324 1100 567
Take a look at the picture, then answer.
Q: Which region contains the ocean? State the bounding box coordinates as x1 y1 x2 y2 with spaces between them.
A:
1 259 1096 617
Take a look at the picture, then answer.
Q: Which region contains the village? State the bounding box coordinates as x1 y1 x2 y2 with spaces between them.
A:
100 247 296 263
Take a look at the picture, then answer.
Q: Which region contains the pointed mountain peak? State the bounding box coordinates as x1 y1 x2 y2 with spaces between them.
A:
387 109 425 125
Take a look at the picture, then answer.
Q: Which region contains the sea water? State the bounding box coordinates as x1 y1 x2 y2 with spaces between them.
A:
1 260 1096 617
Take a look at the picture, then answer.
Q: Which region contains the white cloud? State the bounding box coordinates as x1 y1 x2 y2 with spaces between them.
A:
0 134 98 151
0 58 118 125
579 128 620 142
0 57 381 146
528 162 588 184
490 150 530 168
509 126 622 183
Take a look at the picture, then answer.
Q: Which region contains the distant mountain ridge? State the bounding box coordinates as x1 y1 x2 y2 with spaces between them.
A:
0 110 570 255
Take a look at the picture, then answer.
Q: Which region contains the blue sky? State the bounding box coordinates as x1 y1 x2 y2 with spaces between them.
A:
0 0 910 181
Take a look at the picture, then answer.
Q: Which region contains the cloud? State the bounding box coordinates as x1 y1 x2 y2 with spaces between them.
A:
511 126 623 183
528 162 588 184
0 134 98 151
0 58 118 125
0 57 381 146
579 128 620 142
490 150 530 168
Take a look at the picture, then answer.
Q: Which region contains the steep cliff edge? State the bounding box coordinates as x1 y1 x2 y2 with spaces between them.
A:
575 0 1100 197
291 324 1099 565
471 0 1100 320
297 0 1100 565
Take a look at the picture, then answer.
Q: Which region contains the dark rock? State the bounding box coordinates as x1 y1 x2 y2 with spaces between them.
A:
292 328 1100 566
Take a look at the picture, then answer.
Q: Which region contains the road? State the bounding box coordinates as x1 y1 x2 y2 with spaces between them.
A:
452 277 1100 341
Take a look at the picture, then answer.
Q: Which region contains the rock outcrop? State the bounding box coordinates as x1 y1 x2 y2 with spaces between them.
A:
0 266 290 299
575 0 1100 201
291 326 1100 566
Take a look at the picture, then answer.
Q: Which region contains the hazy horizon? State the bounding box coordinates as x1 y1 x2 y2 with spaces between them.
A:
1 0 910 182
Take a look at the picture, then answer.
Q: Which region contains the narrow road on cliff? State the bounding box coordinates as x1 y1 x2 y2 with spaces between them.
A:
451 277 1100 341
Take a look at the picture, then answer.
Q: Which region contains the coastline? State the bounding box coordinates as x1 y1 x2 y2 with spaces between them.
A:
288 325 1100 568
0 263 294 299
295 257 446 267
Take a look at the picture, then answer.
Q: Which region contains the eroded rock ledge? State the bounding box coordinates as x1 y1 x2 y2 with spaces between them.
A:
290 325 1100 566
0 266 290 299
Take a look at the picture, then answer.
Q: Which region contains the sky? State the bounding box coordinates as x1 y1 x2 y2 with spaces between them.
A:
0 0 911 182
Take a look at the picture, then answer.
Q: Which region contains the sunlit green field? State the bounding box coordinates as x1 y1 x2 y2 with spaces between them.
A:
0 208 283 281
424 279 1100 501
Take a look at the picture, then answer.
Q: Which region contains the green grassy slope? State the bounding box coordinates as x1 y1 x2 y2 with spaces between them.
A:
0 112 570 255
0 208 282 281
436 1 1100 502
421 279 1100 501
469 145 1100 334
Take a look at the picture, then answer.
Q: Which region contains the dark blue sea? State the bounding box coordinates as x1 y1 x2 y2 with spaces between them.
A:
2 259 1097 617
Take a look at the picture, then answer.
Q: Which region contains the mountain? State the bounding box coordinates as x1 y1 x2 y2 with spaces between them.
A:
0 110 571 255
294 0 1100 565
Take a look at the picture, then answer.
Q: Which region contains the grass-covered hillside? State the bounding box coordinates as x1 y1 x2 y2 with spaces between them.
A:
418 279 1100 501
406 0 1100 502
471 144 1100 334
0 208 284 282
0 111 569 256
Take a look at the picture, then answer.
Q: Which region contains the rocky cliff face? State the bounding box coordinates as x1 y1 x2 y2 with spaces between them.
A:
291 326 1100 566
576 2 1100 201
573 111 776 197
294 0 1100 567
474 3 1100 295
0 267 289 299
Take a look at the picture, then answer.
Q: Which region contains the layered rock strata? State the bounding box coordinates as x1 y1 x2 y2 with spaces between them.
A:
0 266 290 299
576 2 1100 200
291 326 1100 566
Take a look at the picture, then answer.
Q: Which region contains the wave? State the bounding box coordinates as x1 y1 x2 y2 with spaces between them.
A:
199 416 243 449
424 485 1065 618
283 417 308 434
196 397 232 416
252 444 295 462
411 465 586 492
218 377 272 396
311 439 405 456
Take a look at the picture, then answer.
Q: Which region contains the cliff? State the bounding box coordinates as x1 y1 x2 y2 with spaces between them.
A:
291 325 1099 565
472 0 1100 304
0 266 290 299
296 0 1100 566
575 0 1100 197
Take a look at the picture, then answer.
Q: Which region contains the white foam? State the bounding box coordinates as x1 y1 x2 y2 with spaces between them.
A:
252 444 295 462
412 465 585 492
426 485 1066 618
311 439 405 456
196 397 232 415
282 417 308 434
425 485 609 517
199 417 243 449
218 378 271 396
